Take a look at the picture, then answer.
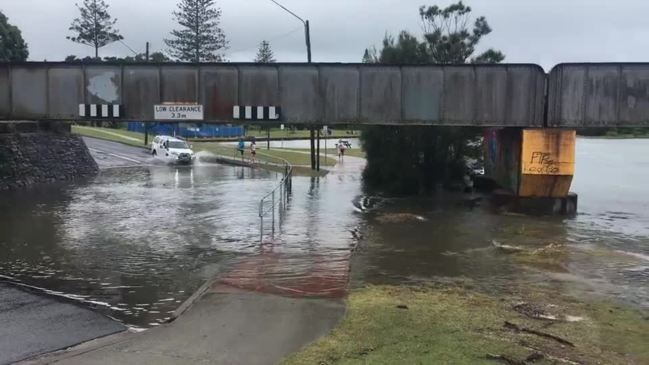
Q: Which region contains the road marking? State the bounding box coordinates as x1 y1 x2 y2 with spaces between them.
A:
88 148 143 164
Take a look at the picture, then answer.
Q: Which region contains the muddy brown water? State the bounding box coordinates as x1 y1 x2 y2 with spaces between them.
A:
0 138 648 327
351 138 649 309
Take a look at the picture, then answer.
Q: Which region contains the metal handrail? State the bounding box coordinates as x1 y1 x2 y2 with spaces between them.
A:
257 152 292 242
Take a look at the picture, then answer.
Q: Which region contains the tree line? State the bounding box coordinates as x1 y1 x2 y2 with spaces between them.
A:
360 2 503 194
0 0 276 63
4 1 645 196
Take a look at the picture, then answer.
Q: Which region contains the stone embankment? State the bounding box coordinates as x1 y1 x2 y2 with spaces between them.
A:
0 122 98 190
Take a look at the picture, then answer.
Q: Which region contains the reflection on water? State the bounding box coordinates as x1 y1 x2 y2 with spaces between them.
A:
0 164 277 327
218 161 364 298
0 157 366 327
351 138 649 310
1 138 648 327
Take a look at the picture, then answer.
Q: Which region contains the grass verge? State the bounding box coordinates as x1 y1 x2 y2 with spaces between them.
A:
194 143 337 167
248 128 360 139
281 285 649 365
73 126 338 168
281 147 366 159
72 125 146 148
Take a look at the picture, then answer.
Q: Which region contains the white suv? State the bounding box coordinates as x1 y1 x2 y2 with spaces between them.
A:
151 135 196 164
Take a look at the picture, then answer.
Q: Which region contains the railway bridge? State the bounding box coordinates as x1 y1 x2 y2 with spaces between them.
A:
2 62 648 210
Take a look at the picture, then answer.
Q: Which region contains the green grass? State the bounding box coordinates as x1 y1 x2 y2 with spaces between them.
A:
72 126 339 167
247 128 360 139
281 285 649 365
281 147 366 159
72 125 147 148
194 143 337 167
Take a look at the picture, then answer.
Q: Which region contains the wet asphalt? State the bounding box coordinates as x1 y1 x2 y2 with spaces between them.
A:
0 137 145 364
0 283 125 365
82 137 154 169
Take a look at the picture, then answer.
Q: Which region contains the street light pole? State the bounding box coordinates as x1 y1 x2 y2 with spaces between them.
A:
305 20 312 63
269 0 311 62
269 0 316 170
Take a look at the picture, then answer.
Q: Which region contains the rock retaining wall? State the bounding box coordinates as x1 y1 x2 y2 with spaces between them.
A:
0 132 98 190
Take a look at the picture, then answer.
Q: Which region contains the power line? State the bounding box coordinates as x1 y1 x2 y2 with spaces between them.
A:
227 25 303 55
268 0 305 24
118 39 140 56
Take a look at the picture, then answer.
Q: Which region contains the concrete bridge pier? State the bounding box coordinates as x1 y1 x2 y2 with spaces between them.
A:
483 128 578 215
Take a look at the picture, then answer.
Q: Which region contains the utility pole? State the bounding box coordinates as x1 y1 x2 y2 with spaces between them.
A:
310 128 316 169
324 126 328 163
144 123 149 146
305 20 312 63
305 20 314 169
144 42 151 147
269 0 316 170
316 127 320 171
269 1 311 62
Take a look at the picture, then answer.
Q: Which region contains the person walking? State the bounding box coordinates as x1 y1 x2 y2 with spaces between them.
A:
250 140 257 164
338 140 346 161
237 138 245 161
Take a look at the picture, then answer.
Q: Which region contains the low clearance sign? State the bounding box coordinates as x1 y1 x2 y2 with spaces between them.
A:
154 104 204 120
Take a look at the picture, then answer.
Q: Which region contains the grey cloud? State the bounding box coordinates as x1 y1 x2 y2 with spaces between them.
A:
3 0 649 69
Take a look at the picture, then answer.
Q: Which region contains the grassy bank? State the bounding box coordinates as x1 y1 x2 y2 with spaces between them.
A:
194 143 337 167
247 128 359 140
281 147 366 159
282 285 649 365
72 125 146 148
72 126 338 168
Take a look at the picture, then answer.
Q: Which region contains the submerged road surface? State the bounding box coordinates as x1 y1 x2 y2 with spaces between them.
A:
83 137 154 169
2 136 367 364
0 138 147 363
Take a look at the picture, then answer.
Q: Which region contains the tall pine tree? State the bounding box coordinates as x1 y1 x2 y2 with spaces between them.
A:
254 40 275 63
67 0 123 58
0 11 29 62
165 0 228 62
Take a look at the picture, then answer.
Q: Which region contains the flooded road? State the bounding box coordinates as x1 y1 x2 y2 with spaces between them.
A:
1 137 648 327
351 137 649 310
0 164 280 327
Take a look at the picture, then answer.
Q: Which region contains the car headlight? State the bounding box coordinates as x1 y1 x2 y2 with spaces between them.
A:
171 152 178 156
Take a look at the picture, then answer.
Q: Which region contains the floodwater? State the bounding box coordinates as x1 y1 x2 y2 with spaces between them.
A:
0 155 364 327
0 164 279 327
1 138 648 327
351 138 649 310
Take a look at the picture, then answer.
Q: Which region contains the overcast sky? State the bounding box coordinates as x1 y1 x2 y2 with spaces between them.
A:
2 0 649 70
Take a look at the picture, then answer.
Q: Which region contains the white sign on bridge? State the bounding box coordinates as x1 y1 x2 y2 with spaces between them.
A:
154 104 204 120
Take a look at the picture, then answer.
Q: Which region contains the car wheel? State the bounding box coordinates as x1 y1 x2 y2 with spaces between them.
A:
152 150 157 156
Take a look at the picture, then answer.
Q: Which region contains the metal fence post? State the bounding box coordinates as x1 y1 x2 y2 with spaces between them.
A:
272 191 276 237
260 201 264 242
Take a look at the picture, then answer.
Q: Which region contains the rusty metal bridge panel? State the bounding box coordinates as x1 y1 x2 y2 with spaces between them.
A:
0 62 547 127
548 63 649 127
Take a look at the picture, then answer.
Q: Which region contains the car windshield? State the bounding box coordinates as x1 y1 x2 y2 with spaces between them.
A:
168 141 189 149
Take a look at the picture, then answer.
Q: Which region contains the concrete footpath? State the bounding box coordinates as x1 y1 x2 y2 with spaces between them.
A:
0 282 125 365
33 287 344 365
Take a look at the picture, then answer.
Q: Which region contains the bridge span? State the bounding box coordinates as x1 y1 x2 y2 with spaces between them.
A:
0 62 548 126
3 61 649 210
2 62 649 128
